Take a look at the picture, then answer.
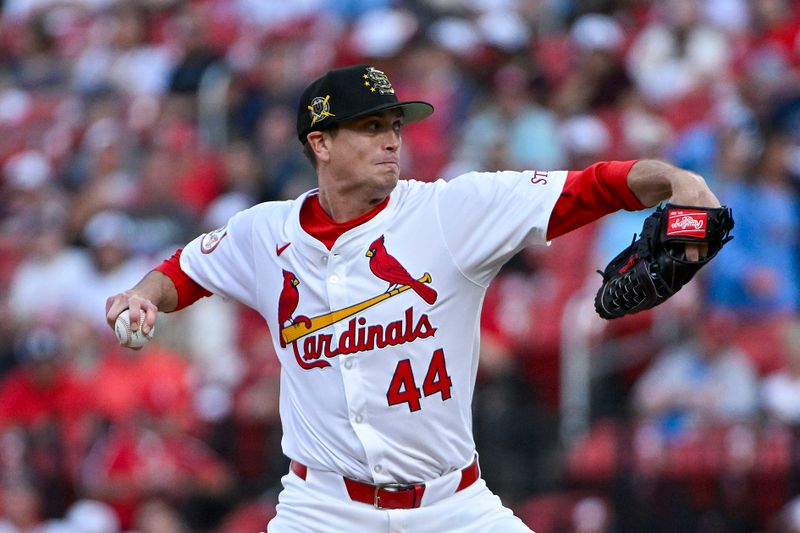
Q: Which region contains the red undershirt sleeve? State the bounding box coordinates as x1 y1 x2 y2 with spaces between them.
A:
546 160 644 240
152 249 212 310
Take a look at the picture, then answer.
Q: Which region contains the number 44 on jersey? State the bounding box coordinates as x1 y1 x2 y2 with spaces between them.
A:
387 348 452 412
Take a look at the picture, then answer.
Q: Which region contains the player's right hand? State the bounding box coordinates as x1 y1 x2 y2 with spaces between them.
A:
105 291 158 335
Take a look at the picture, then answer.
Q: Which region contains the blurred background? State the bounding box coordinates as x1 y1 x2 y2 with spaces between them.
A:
0 0 799 531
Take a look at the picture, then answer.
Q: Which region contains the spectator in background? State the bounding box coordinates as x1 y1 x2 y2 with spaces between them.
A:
167 4 221 97
705 133 800 316
389 40 473 180
708 126 761 193
5 156 84 325
553 13 631 118
0 326 88 431
617 90 674 161
216 140 260 207
226 35 305 140
626 0 731 106
475 248 557 501
66 115 138 237
0 326 94 519
559 114 613 171
761 321 800 424
80 407 234 531
132 143 199 249
252 108 314 201
69 210 151 332
74 326 195 429
72 3 173 97
146 94 224 218
632 310 758 441
178 189 250 430
746 0 800 93
451 61 565 174
11 14 69 90
1 149 58 240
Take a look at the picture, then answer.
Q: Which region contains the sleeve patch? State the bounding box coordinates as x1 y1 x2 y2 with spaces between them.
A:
201 226 228 254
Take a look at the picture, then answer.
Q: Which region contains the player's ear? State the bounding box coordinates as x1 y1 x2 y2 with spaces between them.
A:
307 131 331 163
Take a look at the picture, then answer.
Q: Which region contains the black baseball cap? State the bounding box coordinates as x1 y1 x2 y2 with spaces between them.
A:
296 64 434 143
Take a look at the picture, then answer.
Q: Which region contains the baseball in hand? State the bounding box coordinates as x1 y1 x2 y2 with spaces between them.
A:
114 309 155 349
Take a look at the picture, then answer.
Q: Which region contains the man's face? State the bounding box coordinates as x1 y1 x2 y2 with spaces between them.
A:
323 109 404 195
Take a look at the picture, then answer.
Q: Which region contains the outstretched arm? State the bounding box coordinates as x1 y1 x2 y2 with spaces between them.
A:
105 270 178 335
627 159 720 209
546 159 721 247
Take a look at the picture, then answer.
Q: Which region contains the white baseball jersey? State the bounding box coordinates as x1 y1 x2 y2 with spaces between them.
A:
180 170 567 484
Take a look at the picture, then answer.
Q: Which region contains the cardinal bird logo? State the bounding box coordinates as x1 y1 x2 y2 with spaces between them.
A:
278 270 311 347
276 241 437 357
366 235 438 305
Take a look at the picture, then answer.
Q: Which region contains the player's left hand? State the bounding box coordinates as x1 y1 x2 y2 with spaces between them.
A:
667 173 722 262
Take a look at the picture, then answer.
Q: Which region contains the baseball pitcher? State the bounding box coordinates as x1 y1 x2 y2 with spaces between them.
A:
106 64 732 532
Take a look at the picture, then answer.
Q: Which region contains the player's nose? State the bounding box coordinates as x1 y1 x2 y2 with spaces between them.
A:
383 130 401 151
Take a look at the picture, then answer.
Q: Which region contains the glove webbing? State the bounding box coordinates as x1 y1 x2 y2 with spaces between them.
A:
597 261 659 317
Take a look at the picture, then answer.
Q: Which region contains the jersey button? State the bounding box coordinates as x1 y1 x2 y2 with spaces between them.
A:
354 414 363 424
373 465 382 473
329 274 340 284
343 358 354 370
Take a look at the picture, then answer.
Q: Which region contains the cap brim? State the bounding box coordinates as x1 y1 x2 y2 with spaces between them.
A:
338 100 434 126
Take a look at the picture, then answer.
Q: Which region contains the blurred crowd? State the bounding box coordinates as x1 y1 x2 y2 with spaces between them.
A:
0 0 799 531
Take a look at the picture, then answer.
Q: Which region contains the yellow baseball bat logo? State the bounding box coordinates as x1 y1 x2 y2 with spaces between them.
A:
280 273 432 345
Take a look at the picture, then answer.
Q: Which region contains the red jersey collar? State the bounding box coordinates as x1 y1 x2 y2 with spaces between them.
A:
299 193 391 250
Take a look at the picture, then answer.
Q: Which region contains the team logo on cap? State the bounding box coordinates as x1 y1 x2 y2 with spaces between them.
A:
308 95 335 127
363 67 394 95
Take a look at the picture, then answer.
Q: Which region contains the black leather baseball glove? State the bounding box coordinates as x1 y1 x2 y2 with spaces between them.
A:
594 203 734 319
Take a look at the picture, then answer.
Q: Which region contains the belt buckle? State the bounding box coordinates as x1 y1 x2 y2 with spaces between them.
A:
373 483 412 509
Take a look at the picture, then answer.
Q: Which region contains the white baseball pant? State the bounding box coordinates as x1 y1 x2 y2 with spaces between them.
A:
266 461 534 533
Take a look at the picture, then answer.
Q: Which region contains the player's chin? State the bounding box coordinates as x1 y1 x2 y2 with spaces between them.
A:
373 166 400 187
